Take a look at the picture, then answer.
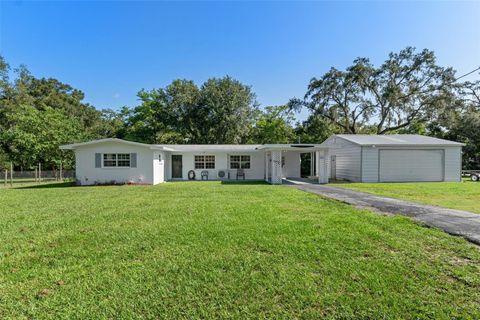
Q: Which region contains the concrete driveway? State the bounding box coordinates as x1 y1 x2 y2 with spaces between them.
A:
289 184 480 245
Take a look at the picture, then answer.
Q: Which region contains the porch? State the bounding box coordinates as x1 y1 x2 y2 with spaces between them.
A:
260 144 329 185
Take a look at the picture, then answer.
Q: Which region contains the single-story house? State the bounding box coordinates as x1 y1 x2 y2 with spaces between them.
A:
321 134 464 182
60 134 464 185
60 139 329 185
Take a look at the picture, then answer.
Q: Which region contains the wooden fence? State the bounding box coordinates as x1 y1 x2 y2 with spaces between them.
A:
1 163 75 187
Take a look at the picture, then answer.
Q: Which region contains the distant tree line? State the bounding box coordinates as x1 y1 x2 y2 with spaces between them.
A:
0 47 479 170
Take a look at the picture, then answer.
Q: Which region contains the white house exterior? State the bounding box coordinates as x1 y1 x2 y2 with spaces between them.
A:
321 134 464 182
61 139 163 185
60 139 328 185
60 134 464 186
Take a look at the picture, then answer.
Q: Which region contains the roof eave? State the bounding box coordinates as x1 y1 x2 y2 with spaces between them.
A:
167 148 261 152
363 143 465 147
149 146 175 151
260 146 327 151
59 138 155 150
336 135 465 147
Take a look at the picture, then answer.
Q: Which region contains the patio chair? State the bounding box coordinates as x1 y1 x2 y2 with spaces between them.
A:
236 168 245 180
201 170 209 180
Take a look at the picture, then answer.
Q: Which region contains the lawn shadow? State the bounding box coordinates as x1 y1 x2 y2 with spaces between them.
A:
16 182 77 189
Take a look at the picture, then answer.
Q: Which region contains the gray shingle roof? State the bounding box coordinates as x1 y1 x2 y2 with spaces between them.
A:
334 134 464 146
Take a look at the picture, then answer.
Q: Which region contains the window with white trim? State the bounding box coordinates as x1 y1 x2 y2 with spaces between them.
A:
230 155 251 169
103 153 130 167
194 155 215 169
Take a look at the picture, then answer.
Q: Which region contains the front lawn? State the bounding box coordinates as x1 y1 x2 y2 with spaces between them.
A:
335 181 480 213
1 182 479 319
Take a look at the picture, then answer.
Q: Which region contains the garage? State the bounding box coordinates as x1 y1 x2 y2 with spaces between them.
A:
321 134 463 183
379 149 444 182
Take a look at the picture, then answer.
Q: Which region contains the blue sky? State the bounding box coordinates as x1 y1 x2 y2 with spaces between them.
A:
1 1 479 120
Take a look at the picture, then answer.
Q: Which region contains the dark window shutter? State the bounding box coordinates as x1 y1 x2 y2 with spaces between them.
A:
95 153 101 168
130 153 137 168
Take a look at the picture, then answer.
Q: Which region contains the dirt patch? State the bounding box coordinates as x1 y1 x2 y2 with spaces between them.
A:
36 288 52 299
450 256 473 265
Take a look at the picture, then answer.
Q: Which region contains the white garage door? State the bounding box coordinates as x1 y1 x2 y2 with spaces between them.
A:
379 149 444 182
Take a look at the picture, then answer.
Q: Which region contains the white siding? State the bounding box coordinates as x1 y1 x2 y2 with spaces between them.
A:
444 147 462 182
323 136 362 182
164 151 265 181
74 141 155 185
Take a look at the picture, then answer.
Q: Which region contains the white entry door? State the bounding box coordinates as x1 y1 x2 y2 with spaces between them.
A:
379 149 444 182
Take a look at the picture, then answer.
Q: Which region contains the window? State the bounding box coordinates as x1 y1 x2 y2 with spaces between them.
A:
230 155 250 169
103 153 130 167
117 154 130 167
194 155 215 169
103 154 117 167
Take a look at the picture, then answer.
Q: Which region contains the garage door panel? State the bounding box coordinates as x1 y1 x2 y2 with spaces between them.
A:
379 149 444 182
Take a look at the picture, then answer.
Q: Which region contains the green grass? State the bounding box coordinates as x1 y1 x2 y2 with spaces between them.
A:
334 181 480 213
0 179 72 189
1 182 479 319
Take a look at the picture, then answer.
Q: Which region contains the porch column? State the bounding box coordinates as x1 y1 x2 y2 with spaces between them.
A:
270 150 282 184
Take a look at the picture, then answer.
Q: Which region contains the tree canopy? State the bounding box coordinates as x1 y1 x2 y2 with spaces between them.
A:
248 105 296 144
123 77 258 144
0 56 118 169
291 47 458 134
437 75 480 169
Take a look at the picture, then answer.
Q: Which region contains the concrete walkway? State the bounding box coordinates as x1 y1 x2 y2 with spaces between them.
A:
289 184 480 245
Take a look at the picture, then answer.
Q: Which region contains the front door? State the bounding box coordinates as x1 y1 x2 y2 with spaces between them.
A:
330 155 336 180
172 155 183 178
